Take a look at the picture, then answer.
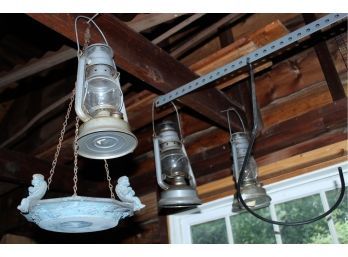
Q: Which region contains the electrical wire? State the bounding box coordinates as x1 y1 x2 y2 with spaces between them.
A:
234 61 346 226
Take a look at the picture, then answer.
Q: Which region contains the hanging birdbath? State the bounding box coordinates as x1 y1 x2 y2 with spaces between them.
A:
17 15 144 233
18 174 144 233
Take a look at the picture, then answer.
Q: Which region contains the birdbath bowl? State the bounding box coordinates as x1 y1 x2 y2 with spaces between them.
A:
23 196 134 233
18 174 145 233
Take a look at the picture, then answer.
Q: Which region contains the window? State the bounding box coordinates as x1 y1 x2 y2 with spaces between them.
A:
168 162 348 244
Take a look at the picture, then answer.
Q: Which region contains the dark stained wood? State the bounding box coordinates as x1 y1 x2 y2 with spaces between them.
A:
0 149 111 196
0 187 30 235
218 25 234 47
125 13 185 32
0 91 72 148
254 46 345 109
171 14 244 58
152 14 205 45
303 13 346 101
255 98 347 156
0 46 75 90
28 14 242 131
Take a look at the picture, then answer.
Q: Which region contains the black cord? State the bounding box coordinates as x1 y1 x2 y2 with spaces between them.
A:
236 129 346 226
235 61 346 226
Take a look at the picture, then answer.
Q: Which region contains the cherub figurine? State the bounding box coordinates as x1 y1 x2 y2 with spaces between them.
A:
115 176 145 211
18 174 47 213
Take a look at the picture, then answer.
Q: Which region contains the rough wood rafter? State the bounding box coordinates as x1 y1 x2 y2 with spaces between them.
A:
126 13 186 32
171 14 245 59
0 46 76 90
0 149 109 195
151 14 205 45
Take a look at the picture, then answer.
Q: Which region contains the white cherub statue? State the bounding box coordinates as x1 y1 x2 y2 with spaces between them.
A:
115 176 145 211
18 174 47 213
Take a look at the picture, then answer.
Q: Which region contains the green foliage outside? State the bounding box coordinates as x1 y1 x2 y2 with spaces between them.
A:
230 207 276 244
275 194 332 243
190 187 347 244
191 218 228 244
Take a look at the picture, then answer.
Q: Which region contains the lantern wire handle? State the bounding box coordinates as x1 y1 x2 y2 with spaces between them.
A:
74 15 109 56
152 100 183 140
221 108 246 140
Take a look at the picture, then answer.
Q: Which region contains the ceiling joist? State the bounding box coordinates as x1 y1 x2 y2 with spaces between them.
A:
126 13 186 32
0 45 76 91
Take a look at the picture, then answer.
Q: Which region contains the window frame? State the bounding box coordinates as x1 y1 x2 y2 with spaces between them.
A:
168 161 348 244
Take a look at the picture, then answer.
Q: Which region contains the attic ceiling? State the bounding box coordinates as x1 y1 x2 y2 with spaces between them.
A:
0 13 347 243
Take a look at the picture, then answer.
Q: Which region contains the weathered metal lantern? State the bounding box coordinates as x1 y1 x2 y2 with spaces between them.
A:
231 132 271 212
153 119 201 208
75 40 137 159
17 16 144 233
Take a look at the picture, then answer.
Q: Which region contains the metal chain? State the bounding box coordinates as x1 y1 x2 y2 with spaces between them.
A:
47 89 76 189
104 160 115 199
72 116 80 196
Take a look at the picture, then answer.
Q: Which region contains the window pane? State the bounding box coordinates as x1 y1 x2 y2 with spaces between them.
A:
191 218 228 244
229 207 276 244
275 194 332 243
326 187 348 244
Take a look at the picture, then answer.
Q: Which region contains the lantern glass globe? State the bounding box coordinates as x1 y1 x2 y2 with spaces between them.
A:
161 149 189 178
84 78 122 116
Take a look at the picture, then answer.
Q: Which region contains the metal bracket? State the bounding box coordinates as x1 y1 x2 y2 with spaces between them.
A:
155 13 347 107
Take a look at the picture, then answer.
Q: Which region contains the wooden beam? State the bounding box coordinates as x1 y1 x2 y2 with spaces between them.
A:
28 14 238 130
152 14 205 45
125 13 185 32
190 20 289 86
218 23 234 47
261 80 333 128
303 13 346 101
0 149 111 196
0 46 76 90
171 14 244 59
0 89 72 148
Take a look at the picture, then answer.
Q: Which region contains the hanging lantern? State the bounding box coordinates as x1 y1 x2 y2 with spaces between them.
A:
17 16 144 233
153 117 201 208
224 108 271 212
227 62 345 225
75 26 137 159
230 132 271 212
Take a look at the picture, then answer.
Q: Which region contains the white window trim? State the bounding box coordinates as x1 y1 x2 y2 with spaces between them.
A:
168 161 348 244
